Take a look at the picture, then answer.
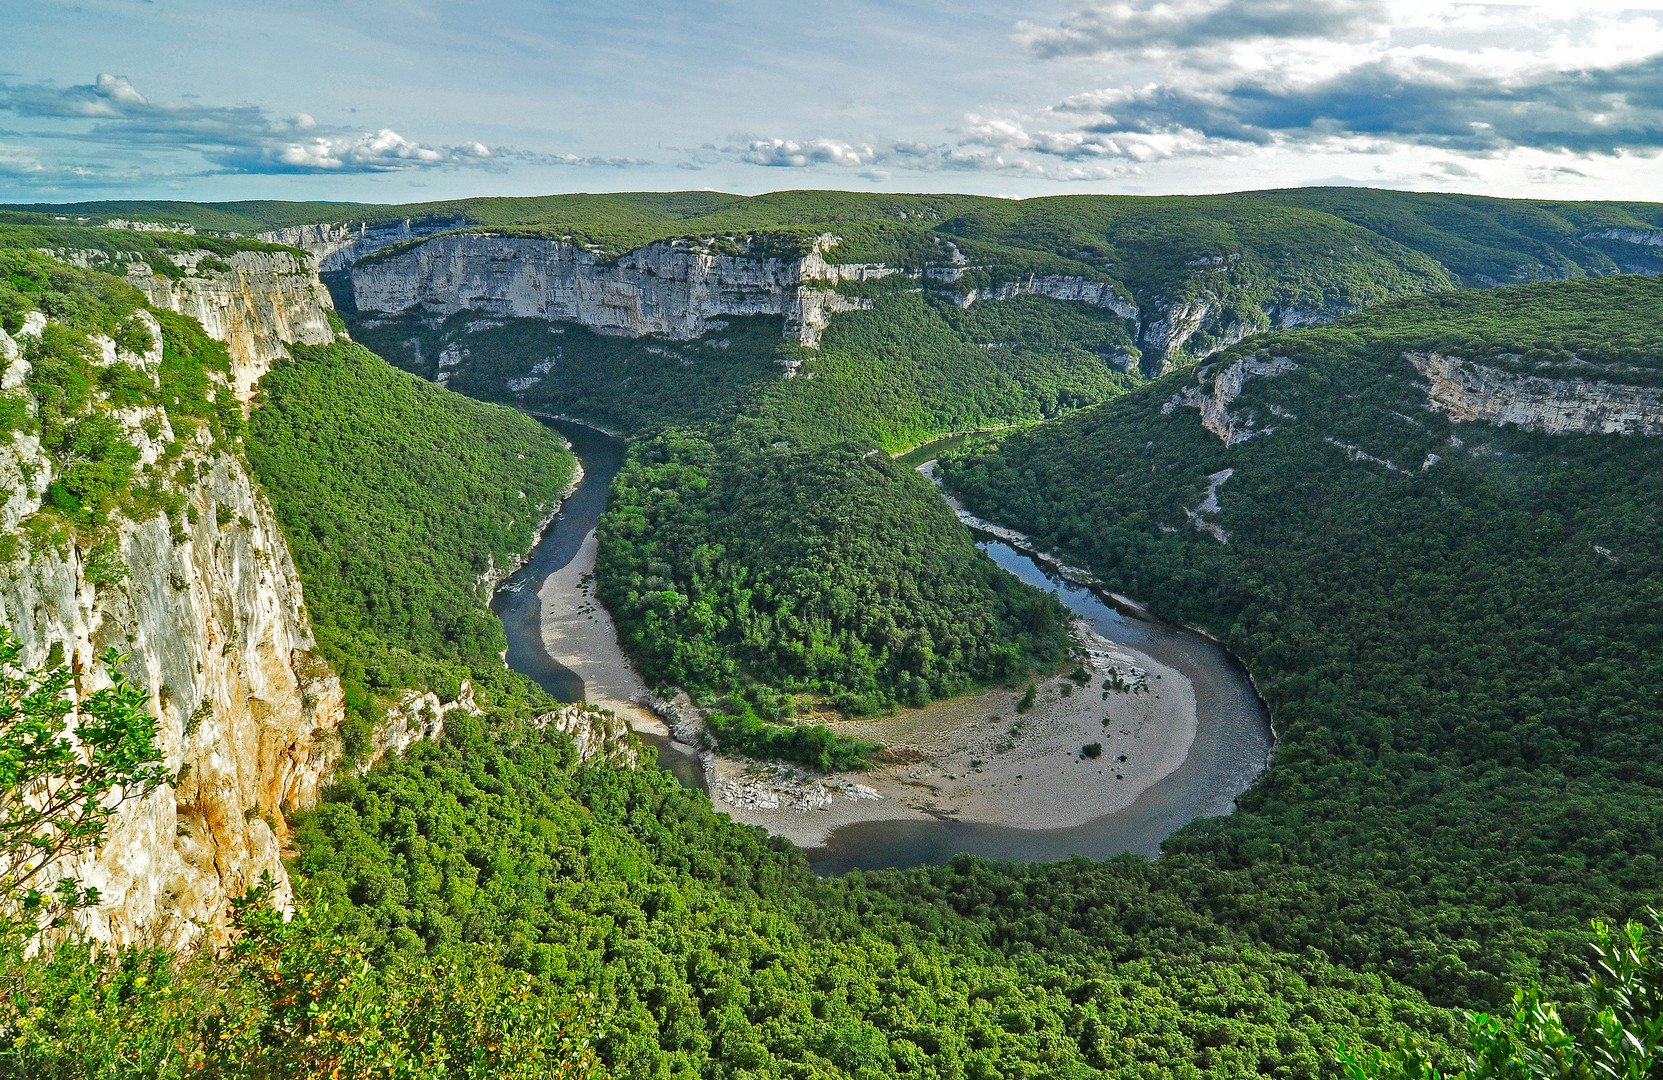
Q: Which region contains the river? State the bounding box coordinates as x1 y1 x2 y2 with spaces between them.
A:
489 418 706 792
494 421 1273 872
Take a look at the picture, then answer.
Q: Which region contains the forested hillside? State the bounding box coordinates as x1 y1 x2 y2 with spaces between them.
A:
245 340 576 753
328 185 1663 731
9 198 1663 1078
940 275 1663 1007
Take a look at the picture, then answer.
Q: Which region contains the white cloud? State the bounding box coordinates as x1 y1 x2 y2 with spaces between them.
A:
0 74 645 176
1016 0 1392 59
737 137 879 168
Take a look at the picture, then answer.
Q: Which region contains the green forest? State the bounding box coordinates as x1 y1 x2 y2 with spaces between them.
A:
4 198 1663 1079
939 275 1663 1007
244 338 578 755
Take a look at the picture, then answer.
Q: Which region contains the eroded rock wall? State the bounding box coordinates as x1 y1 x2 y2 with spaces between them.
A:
257 219 466 273
0 273 346 949
351 233 869 347
127 251 336 400
1163 354 1299 445
1409 352 1663 436
0 383 345 948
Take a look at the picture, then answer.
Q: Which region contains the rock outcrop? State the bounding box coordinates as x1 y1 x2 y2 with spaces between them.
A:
1163 354 1299 445
0 318 345 947
257 219 466 273
950 274 1138 318
536 703 638 768
3 261 374 950
127 251 337 400
351 232 889 349
1582 227 1663 248
350 233 1147 352
1408 352 1663 436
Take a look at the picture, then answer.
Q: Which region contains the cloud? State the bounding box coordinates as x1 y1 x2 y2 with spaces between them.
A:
721 129 1152 181
736 137 879 168
1076 52 1663 156
1017 0 1390 58
0 74 643 175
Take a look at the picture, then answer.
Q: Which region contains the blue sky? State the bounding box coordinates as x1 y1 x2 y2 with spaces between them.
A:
4 1 1663 203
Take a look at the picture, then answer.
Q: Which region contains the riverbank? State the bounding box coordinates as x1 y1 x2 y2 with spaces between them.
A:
536 528 665 734
510 423 1269 868
711 620 1196 848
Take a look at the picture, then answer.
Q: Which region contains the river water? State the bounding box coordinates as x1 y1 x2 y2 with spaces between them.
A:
490 419 706 792
494 422 1273 871
806 539 1274 872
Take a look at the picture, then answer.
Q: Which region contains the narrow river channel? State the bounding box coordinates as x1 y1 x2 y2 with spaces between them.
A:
494 422 1274 872
490 418 706 792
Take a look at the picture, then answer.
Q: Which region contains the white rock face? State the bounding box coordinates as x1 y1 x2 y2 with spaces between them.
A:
257 219 466 273
352 233 883 348
351 232 1152 353
0 427 346 950
953 274 1138 319
127 251 337 400
1163 354 1299 445
0 259 452 949
1583 227 1663 247
535 703 638 767
1409 352 1663 436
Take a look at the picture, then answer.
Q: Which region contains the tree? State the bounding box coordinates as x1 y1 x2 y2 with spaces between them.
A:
1346 913 1663 1080
0 630 170 939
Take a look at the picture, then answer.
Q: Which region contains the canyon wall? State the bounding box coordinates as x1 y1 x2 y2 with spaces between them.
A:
0 312 344 949
256 219 466 273
1409 352 1663 436
1163 353 1299 445
351 233 886 348
346 229 1367 374
126 250 337 400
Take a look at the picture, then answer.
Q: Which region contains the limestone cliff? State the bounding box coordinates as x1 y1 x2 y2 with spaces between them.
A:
351 232 892 349
1408 352 1663 436
126 250 337 400
950 273 1138 318
0 313 344 948
344 228 1371 374
257 219 466 273
1163 353 1299 445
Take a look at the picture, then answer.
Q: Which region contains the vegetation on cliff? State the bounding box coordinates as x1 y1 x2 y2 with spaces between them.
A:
8 202 1663 1078
939 275 1663 1007
244 338 576 751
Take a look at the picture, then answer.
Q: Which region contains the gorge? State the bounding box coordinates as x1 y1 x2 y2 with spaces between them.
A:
4 190 1663 1080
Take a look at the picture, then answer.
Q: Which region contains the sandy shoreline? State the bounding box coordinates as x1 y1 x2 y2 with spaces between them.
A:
536 529 1200 852
537 528 667 737
711 622 1197 848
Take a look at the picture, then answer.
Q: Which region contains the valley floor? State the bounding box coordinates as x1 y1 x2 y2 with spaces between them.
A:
536 495 1200 854
712 621 1197 849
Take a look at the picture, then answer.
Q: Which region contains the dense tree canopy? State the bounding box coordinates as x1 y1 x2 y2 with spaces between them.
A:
940 275 1663 1008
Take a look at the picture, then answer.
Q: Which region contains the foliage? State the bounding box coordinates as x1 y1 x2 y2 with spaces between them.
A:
0 247 141 336
33 187 1663 289
1345 913 1663 1080
244 339 576 736
0 245 239 545
0 631 169 939
0 881 601 1079
597 428 1071 716
292 706 1452 1078
339 307 791 436
703 696 879 772
940 275 1663 1008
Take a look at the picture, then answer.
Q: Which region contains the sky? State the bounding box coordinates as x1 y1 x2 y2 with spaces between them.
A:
4 0 1663 205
